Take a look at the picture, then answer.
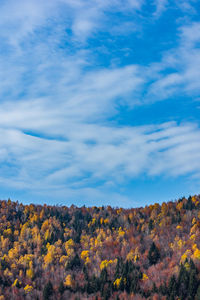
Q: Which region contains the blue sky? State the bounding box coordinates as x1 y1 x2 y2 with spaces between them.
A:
0 0 200 207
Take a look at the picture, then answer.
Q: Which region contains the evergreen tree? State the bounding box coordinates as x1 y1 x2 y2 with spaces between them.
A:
185 196 195 210
102 284 112 300
100 268 108 284
58 281 65 295
168 275 177 298
152 282 158 293
189 269 198 298
66 253 81 270
196 285 200 300
177 264 189 299
148 219 154 231
148 242 160 265
43 281 53 300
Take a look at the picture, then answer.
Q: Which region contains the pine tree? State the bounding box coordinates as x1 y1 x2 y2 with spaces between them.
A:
177 264 189 299
148 242 160 265
43 281 53 300
148 219 154 231
189 269 198 298
58 281 65 295
196 285 200 300
168 275 177 298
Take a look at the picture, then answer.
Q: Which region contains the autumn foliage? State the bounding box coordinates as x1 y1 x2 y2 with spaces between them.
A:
0 195 200 299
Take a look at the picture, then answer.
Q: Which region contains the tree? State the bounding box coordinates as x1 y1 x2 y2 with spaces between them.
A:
168 275 177 298
189 269 198 298
66 253 81 270
58 281 65 295
177 264 189 299
43 281 53 299
196 285 200 300
148 242 160 265
148 219 154 231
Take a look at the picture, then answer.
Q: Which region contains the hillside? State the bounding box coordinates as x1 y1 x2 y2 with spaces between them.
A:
0 196 200 299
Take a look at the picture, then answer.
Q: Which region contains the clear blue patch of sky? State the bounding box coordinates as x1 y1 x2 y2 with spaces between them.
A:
112 96 200 127
116 175 200 207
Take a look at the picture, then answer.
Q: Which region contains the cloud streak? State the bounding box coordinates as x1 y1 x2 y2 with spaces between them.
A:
0 0 200 205
145 22 200 102
0 121 200 200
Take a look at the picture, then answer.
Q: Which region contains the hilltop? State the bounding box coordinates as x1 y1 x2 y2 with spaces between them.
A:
0 196 200 299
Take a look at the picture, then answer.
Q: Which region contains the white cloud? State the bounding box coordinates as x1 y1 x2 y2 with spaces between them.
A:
0 0 200 205
0 119 200 200
0 0 144 47
0 0 55 48
145 22 200 102
153 0 169 17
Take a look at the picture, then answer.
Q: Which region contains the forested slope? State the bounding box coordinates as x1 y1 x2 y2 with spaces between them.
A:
0 196 200 299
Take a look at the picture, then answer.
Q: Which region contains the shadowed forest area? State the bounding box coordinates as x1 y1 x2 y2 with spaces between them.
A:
0 196 200 299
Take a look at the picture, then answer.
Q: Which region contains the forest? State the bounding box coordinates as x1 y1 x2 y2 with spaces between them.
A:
0 195 200 299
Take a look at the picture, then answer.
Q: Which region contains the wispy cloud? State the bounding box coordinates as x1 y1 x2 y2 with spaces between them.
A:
146 22 200 101
0 0 144 47
153 0 169 17
0 0 200 205
0 120 200 202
